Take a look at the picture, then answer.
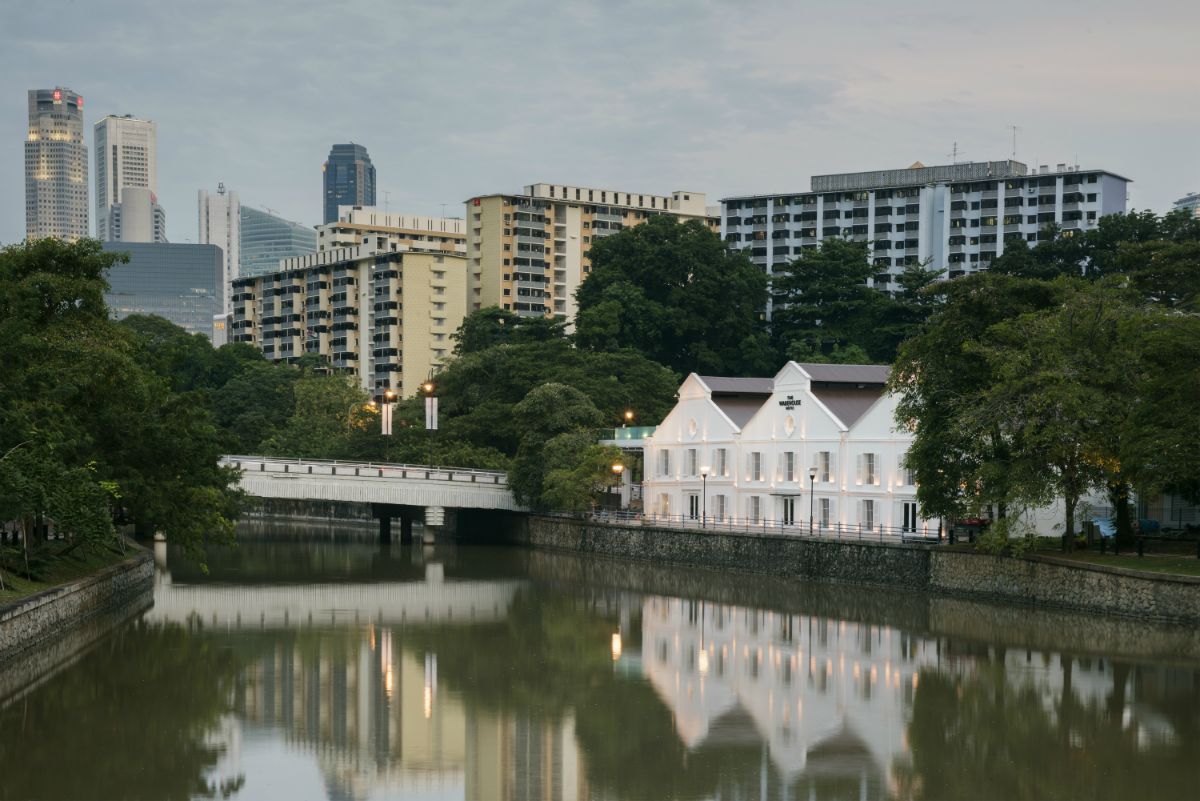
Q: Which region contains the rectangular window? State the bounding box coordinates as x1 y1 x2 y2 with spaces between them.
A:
658 449 670 476
716 448 727 477
714 494 726 521
659 493 670 517
865 453 876 485
751 452 762 481
748 496 761 522
820 498 830 528
784 451 795 482
820 451 831 483
687 448 697 476
903 501 918 532
862 499 874 531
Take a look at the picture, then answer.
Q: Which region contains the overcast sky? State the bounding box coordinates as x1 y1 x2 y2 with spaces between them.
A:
3 0 1198 245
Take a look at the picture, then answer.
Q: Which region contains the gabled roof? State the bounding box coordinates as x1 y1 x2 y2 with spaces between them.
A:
797 364 891 384
810 388 884 429
697 376 775 395
714 397 770 429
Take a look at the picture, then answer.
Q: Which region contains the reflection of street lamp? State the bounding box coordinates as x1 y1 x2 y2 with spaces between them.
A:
347 399 377 434
809 466 819 534
700 465 711 528
611 632 622 660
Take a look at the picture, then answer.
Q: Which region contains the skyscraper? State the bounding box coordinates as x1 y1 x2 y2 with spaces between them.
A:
95 114 161 242
323 144 375 224
199 182 240 309
239 206 317 278
25 87 89 242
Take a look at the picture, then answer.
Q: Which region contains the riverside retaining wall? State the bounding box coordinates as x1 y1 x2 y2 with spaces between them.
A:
0 552 154 665
503 516 1200 624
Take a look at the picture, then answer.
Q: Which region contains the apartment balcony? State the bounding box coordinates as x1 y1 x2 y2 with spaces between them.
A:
516 234 546 244
981 190 998 199
1004 224 1022 232
1062 202 1081 211
1005 188 1024 198
949 244 963 253
982 225 997 233
594 211 623 222
854 199 869 208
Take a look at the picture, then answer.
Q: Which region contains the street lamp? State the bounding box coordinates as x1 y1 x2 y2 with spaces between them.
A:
347 398 377 435
423 378 436 468
384 390 395 461
700 465 710 528
809 466 819 535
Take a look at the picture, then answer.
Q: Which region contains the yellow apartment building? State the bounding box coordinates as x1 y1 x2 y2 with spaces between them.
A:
230 238 467 400
465 185 720 320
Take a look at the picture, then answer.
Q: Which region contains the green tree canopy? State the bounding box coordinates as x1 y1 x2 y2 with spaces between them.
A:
450 305 568 355
573 215 771 377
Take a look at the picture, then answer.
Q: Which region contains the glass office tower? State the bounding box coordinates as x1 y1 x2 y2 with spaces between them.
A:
322 144 375 224
102 242 224 336
239 206 317 278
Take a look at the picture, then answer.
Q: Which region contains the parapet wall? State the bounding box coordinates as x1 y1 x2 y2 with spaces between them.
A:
510 516 1200 623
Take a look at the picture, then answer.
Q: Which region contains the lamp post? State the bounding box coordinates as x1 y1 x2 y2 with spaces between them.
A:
423 378 435 469
700 465 710 528
347 399 377 435
809 466 819 535
623 400 634 429
384 390 394 461
612 463 624 517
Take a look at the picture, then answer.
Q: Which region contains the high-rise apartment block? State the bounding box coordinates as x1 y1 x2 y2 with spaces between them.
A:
229 237 467 399
95 114 162 242
199 182 240 309
323 144 375 224
240 206 318 279
25 87 89 241
466 185 720 320
721 160 1130 311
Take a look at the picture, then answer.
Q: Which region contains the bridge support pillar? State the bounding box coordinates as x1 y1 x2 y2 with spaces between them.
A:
379 514 391 545
400 517 413 545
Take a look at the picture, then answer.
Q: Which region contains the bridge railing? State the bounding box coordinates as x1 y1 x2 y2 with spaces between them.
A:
221 455 508 486
541 509 943 544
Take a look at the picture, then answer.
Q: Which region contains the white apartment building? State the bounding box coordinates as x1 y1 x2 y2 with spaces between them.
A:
25 87 89 242
319 206 467 257
199 182 240 311
95 114 161 242
721 160 1130 316
643 362 928 535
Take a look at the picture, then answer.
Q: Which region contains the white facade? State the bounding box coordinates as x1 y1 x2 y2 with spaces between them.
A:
107 187 167 243
721 161 1131 317
25 87 89 242
643 363 930 535
94 114 159 242
199 183 241 311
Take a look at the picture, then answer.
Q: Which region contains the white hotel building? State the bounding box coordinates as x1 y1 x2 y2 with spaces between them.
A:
642 362 929 535
721 160 1130 317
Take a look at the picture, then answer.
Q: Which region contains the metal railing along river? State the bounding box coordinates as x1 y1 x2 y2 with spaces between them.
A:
543 509 944 544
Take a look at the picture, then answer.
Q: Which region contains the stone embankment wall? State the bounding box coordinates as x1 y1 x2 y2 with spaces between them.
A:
0 552 154 665
502 516 1200 623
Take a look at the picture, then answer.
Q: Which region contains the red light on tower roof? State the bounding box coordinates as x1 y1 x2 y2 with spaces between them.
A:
77 97 82 107
53 90 60 100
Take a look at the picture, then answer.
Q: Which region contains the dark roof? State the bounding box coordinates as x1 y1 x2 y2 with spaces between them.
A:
798 363 891 384
713 396 770 430
811 388 883 429
697 376 774 395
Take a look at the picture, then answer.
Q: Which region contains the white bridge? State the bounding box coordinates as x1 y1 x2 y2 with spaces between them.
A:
221 456 520 540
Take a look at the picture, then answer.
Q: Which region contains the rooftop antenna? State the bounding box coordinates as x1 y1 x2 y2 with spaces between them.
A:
1007 126 1022 160
440 203 447 219
384 190 391 213
217 181 226 195
947 143 966 165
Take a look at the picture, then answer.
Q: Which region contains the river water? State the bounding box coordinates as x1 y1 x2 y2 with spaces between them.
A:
1 520 1198 801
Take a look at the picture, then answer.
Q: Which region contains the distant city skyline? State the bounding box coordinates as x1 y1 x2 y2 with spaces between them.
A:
3 1 1198 246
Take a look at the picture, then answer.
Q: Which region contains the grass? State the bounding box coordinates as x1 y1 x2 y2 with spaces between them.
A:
1032 548 1200 577
0 545 136 606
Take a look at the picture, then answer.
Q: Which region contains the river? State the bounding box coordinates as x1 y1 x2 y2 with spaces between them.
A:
1 519 1198 800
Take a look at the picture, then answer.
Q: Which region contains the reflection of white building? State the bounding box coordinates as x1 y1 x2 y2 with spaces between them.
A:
641 594 939 792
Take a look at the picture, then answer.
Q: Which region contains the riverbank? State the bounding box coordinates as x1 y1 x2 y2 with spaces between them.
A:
0 545 154 664
492 516 1200 623
0 545 135 605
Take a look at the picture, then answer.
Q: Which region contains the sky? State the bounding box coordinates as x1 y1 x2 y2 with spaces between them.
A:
3 0 1199 245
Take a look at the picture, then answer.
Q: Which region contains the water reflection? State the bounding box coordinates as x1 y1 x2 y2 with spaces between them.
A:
1 523 1198 800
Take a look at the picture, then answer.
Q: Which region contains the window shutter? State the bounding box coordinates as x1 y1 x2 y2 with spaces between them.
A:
745 452 752 481
776 452 784 482
829 453 837 483
856 454 863 486
875 453 882 486
722 449 729 477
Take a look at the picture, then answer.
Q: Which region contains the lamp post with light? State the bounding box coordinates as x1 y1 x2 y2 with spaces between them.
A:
383 390 395 460
424 378 436 469
347 399 377 435
809 466 819 535
611 463 624 517
700 465 710 528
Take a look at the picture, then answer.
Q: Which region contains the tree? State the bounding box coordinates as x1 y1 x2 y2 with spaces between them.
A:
573 215 771 377
539 432 625 511
450 305 568 355
508 383 603 508
891 274 1072 528
119 314 266 393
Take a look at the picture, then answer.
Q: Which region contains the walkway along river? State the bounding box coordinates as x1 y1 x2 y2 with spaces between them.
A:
0 517 1198 800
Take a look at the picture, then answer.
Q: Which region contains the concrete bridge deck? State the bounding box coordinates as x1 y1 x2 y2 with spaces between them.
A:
221 456 520 541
